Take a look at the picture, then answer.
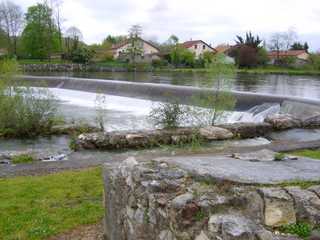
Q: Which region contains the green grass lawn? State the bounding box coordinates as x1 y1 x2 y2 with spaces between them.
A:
291 149 320 160
0 168 104 240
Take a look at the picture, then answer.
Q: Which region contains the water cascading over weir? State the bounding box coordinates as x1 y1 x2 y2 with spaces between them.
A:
17 75 320 111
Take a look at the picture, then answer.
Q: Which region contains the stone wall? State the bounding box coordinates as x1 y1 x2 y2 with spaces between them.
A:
103 158 320 240
20 64 128 72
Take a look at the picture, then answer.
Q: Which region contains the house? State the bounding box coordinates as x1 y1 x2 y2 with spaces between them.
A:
111 38 161 62
181 40 216 58
268 50 309 65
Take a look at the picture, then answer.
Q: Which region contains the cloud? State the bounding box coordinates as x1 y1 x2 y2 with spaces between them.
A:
12 0 320 50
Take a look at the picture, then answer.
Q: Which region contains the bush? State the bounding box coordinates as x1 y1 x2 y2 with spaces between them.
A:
152 59 169 68
70 47 95 64
0 59 59 138
11 154 34 164
279 223 312 238
309 54 320 70
169 46 196 67
148 101 187 129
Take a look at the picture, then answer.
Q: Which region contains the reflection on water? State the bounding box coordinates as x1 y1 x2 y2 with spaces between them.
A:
28 71 320 100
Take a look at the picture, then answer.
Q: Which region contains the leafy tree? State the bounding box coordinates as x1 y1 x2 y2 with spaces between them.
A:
64 26 83 56
21 3 60 59
236 32 262 48
126 24 144 63
193 54 236 126
170 45 195 67
257 47 269 66
291 41 309 51
0 1 23 56
70 47 94 63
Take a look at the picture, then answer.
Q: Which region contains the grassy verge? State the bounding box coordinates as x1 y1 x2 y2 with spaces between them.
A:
0 167 104 240
290 149 320 160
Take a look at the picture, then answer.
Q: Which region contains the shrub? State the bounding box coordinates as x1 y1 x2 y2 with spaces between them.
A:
148 101 187 129
309 54 320 70
0 59 59 138
12 154 34 164
279 223 312 238
70 47 95 64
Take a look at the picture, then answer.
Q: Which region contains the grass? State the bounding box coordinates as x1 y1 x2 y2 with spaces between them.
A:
0 167 104 240
290 149 320 160
279 223 312 239
11 154 35 164
18 59 71 65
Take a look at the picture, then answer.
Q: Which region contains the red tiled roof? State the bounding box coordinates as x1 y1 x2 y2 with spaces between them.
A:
182 40 216 51
215 44 231 53
268 50 307 58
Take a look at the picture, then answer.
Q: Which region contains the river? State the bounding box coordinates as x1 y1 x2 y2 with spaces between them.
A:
27 72 320 100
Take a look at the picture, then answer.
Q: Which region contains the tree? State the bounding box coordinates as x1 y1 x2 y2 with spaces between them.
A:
0 1 23 55
235 32 262 48
169 45 195 67
103 35 126 45
126 24 143 63
21 3 60 59
291 41 309 52
49 0 64 51
167 35 179 45
65 26 83 54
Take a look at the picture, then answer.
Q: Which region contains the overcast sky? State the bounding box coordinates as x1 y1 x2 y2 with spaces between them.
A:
14 0 320 51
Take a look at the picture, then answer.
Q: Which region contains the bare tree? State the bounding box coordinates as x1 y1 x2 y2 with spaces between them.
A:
0 0 23 55
65 26 83 54
49 0 64 51
126 24 143 64
269 33 285 61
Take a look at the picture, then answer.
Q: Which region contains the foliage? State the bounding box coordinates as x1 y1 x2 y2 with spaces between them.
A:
0 167 104 240
192 54 236 125
152 59 169 68
148 100 187 129
21 3 60 59
277 56 297 67
236 45 259 68
169 45 195 67
0 0 23 56
236 32 262 48
125 25 144 64
279 223 312 238
274 153 286 161
70 47 94 64
95 93 107 131
103 35 127 45
64 26 83 56
291 42 309 51
11 154 34 164
0 59 58 138
309 54 320 70
257 47 269 66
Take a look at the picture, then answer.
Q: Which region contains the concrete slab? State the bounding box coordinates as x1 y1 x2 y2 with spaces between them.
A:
156 154 320 184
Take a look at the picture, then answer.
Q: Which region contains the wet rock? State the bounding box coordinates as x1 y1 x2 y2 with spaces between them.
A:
303 115 320 128
159 230 176 240
281 101 320 121
199 126 234 140
258 188 296 227
232 149 277 162
171 193 194 209
310 230 320 240
309 186 320 197
285 187 320 225
218 122 273 139
265 114 301 130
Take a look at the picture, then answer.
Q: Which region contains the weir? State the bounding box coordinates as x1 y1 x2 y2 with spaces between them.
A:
18 75 320 110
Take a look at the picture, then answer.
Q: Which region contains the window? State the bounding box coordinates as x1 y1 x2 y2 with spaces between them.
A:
194 45 198 49
203 45 206 50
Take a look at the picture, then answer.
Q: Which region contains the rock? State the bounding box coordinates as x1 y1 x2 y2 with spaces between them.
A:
281 101 320 122
310 230 320 240
159 230 176 240
303 115 320 128
265 114 301 130
285 187 320 225
171 193 194 209
309 186 320 197
218 122 273 139
195 231 210 240
51 123 100 135
208 214 257 240
258 188 296 227
199 126 234 140
232 149 277 162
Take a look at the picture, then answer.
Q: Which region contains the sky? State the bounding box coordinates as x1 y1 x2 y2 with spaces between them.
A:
14 0 320 51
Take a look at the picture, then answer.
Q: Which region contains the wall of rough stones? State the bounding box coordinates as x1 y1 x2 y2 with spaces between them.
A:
103 158 320 240
20 64 128 72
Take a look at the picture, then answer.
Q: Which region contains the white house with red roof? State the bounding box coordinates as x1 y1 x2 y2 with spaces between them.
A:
182 40 217 58
111 38 160 62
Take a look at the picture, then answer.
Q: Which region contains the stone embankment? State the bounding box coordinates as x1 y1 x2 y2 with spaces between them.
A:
103 157 320 240
20 64 128 72
77 111 320 150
